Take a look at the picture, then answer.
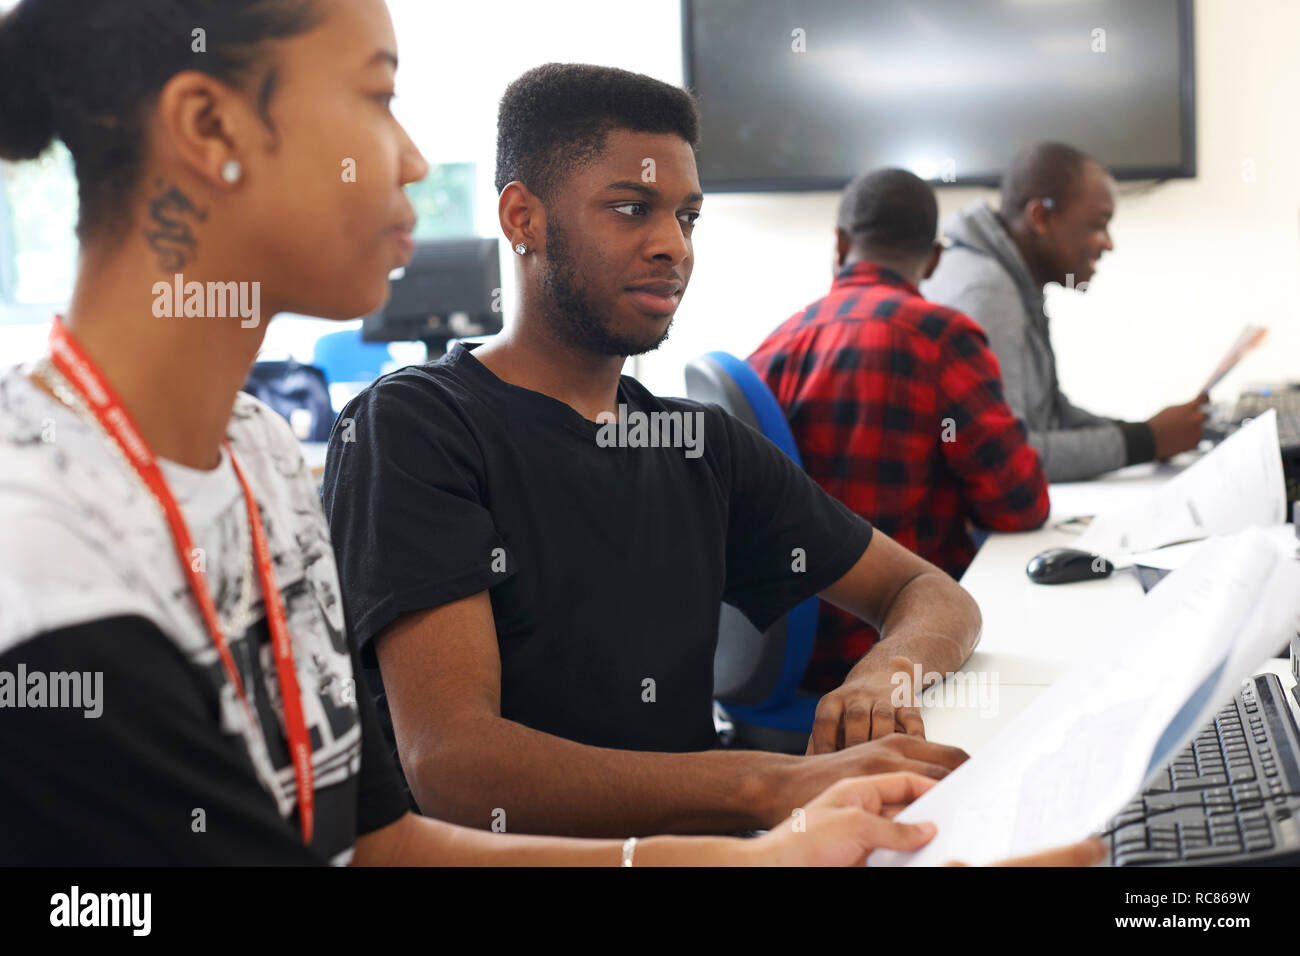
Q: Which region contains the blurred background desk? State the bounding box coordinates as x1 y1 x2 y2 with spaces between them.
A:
302 442 329 483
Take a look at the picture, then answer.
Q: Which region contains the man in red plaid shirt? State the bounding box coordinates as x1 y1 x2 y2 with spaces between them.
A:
749 168 1049 693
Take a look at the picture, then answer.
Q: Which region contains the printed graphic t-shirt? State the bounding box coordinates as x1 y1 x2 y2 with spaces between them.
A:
0 367 408 865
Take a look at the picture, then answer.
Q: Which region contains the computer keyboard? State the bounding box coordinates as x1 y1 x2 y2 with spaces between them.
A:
1104 673 1300 866
1234 388 1300 449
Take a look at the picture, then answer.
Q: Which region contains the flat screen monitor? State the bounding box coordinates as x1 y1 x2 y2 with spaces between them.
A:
362 238 503 353
683 0 1196 190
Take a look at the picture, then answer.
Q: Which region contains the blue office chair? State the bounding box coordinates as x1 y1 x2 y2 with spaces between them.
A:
684 351 822 753
312 328 397 387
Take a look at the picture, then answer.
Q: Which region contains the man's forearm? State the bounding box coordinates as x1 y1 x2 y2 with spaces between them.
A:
406 716 795 838
1029 424 1127 482
851 570 979 685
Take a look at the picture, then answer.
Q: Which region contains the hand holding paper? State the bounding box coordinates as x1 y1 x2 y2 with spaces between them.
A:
869 529 1300 867
1077 410 1285 559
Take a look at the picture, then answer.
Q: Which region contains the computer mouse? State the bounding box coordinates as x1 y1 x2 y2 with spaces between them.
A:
1025 547 1114 585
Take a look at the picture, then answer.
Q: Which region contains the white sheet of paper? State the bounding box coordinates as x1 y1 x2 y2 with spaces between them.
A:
868 529 1300 867
1076 411 1285 558
1048 478 1170 523
1129 523 1298 571
1202 325 1268 394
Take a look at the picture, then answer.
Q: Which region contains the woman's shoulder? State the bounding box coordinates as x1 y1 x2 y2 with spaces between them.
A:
0 367 162 654
0 364 53 446
229 389 310 458
227 390 322 499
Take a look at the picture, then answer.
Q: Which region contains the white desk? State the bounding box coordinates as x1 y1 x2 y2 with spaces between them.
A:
921 456 1243 754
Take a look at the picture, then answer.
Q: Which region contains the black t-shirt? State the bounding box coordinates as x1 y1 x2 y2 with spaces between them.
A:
321 342 873 757
0 616 408 865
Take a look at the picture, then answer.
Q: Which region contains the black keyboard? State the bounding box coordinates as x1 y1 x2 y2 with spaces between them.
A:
1104 673 1300 866
1233 389 1300 449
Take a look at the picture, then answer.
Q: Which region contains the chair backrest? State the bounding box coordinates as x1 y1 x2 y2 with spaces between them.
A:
243 360 336 442
684 351 819 711
312 328 395 386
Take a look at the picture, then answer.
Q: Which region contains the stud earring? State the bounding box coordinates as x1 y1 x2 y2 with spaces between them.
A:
514 243 529 256
221 160 243 184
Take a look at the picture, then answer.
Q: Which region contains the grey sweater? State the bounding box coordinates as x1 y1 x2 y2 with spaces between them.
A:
922 200 1153 482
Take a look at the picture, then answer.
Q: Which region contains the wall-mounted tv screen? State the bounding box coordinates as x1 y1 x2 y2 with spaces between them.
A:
683 0 1196 191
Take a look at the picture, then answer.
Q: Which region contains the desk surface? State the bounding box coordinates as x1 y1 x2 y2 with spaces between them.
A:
920 456 1291 755
957 460 1178 666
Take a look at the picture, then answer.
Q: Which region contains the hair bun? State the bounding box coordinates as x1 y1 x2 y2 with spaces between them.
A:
0 2 57 161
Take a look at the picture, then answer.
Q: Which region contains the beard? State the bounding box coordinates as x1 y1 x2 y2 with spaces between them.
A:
540 217 673 357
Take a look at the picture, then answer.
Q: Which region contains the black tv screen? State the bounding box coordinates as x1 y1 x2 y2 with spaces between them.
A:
683 0 1196 191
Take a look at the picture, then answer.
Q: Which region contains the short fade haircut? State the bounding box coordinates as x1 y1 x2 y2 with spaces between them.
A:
494 62 701 201
836 167 937 258
1000 142 1095 219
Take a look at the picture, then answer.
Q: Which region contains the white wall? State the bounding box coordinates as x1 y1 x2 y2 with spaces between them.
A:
641 0 1300 416
369 0 686 373
4 0 1297 419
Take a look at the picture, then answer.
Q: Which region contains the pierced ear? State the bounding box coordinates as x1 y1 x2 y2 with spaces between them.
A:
498 181 542 257
1027 198 1055 236
155 71 245 189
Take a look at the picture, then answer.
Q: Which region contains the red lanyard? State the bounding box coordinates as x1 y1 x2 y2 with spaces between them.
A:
48 316 315 845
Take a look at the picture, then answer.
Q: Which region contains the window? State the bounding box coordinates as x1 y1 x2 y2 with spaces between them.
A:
406 163 477 240
0 142 79 319
0 156 478 325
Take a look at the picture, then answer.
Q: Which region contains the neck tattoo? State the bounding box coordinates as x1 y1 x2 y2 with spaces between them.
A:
143 179 208 272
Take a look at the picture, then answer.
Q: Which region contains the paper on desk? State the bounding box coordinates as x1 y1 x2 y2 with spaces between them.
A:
1048 477 1168 523
1129 523 1298 571
1075 411 1285 558
868 529 1300 867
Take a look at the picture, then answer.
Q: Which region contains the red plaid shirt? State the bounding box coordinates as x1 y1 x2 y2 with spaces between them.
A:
749 261 1049 692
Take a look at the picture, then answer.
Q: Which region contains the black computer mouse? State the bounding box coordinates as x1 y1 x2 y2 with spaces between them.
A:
1025 547 1114 585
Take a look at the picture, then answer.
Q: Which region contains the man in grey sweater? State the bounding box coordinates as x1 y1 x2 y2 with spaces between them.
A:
923 142 1206 482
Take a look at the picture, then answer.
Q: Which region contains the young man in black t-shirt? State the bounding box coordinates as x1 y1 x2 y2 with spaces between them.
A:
321 64 985 839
